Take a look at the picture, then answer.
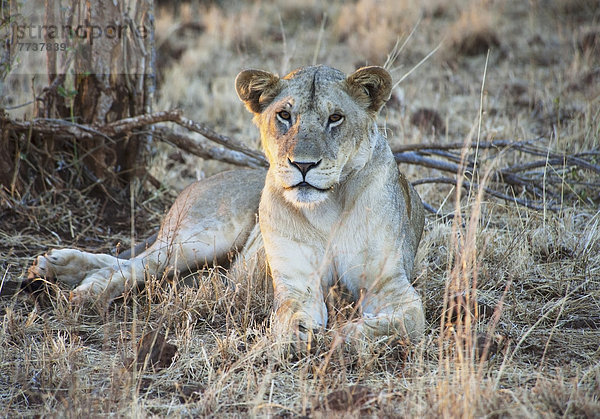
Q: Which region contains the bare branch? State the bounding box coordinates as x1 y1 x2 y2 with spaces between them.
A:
395 136 599 213
395 139 600 174
392 139 525 153
395 151 462 174
2 116 114 142
100 110 182 135
100 109 269 166
154 127 267 169
412 176 560 211
172 114 268 165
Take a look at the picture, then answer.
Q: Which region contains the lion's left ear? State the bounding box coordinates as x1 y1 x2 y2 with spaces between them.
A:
235 69 282 114
345 66 392 114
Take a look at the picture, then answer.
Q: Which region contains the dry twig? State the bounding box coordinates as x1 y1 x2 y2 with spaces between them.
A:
153 127 266 169
394 139 600 214
99 109 267 166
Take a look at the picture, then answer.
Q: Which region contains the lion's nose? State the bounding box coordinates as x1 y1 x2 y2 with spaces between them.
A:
288 159 321 177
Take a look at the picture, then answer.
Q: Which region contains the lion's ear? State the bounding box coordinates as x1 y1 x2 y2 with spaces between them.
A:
345 66 392 114
235 69 282 114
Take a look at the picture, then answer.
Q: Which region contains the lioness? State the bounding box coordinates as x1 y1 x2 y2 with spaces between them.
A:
29 65 425 342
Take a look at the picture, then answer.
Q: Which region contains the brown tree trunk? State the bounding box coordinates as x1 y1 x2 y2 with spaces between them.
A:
1 0 155 195
47 0 154 186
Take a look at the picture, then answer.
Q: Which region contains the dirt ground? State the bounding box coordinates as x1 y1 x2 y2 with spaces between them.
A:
1 0 599 416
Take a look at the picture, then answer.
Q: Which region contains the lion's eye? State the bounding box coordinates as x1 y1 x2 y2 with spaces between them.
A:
328 113 344 124
277 110 291 121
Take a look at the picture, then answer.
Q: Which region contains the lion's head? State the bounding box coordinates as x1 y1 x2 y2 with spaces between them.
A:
236 65 392 207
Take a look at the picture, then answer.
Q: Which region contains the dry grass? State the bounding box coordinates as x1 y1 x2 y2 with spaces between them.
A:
2 0 600 416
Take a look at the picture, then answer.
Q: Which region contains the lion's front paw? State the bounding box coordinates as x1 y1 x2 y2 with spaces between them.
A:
29 249 89 286
68 267 128 305
69 282 104 305
342 305 426 343
273 324 324 358
271 309 326 354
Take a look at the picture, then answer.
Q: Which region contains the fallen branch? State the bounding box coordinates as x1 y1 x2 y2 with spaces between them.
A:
394 137 599 214
100 109 268 166
394 151 462 174
99 110 179 135
154 127 267 169
173 114 268 166
413 176 559 211
3 116 115 142
393 139 524 153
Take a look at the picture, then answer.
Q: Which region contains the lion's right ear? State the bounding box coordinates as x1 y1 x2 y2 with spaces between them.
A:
235 69 282 114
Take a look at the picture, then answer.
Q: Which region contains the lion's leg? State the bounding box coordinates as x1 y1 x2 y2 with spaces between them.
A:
272 280 328 341
361 277 425 341
70 208 258 302
230 223 266 280
264 239 329 341
70 170 264 302
29 169 264 303
69 237 190 301
344 274 425 342
62 224 256 303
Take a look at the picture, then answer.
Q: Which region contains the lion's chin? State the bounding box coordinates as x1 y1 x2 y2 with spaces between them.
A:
283 185 329 207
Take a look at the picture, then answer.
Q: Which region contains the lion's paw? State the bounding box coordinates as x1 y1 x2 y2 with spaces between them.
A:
342 307 425 343
271 309 327 356
71 266 131 305
29 249 89 286
69 284 105 306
